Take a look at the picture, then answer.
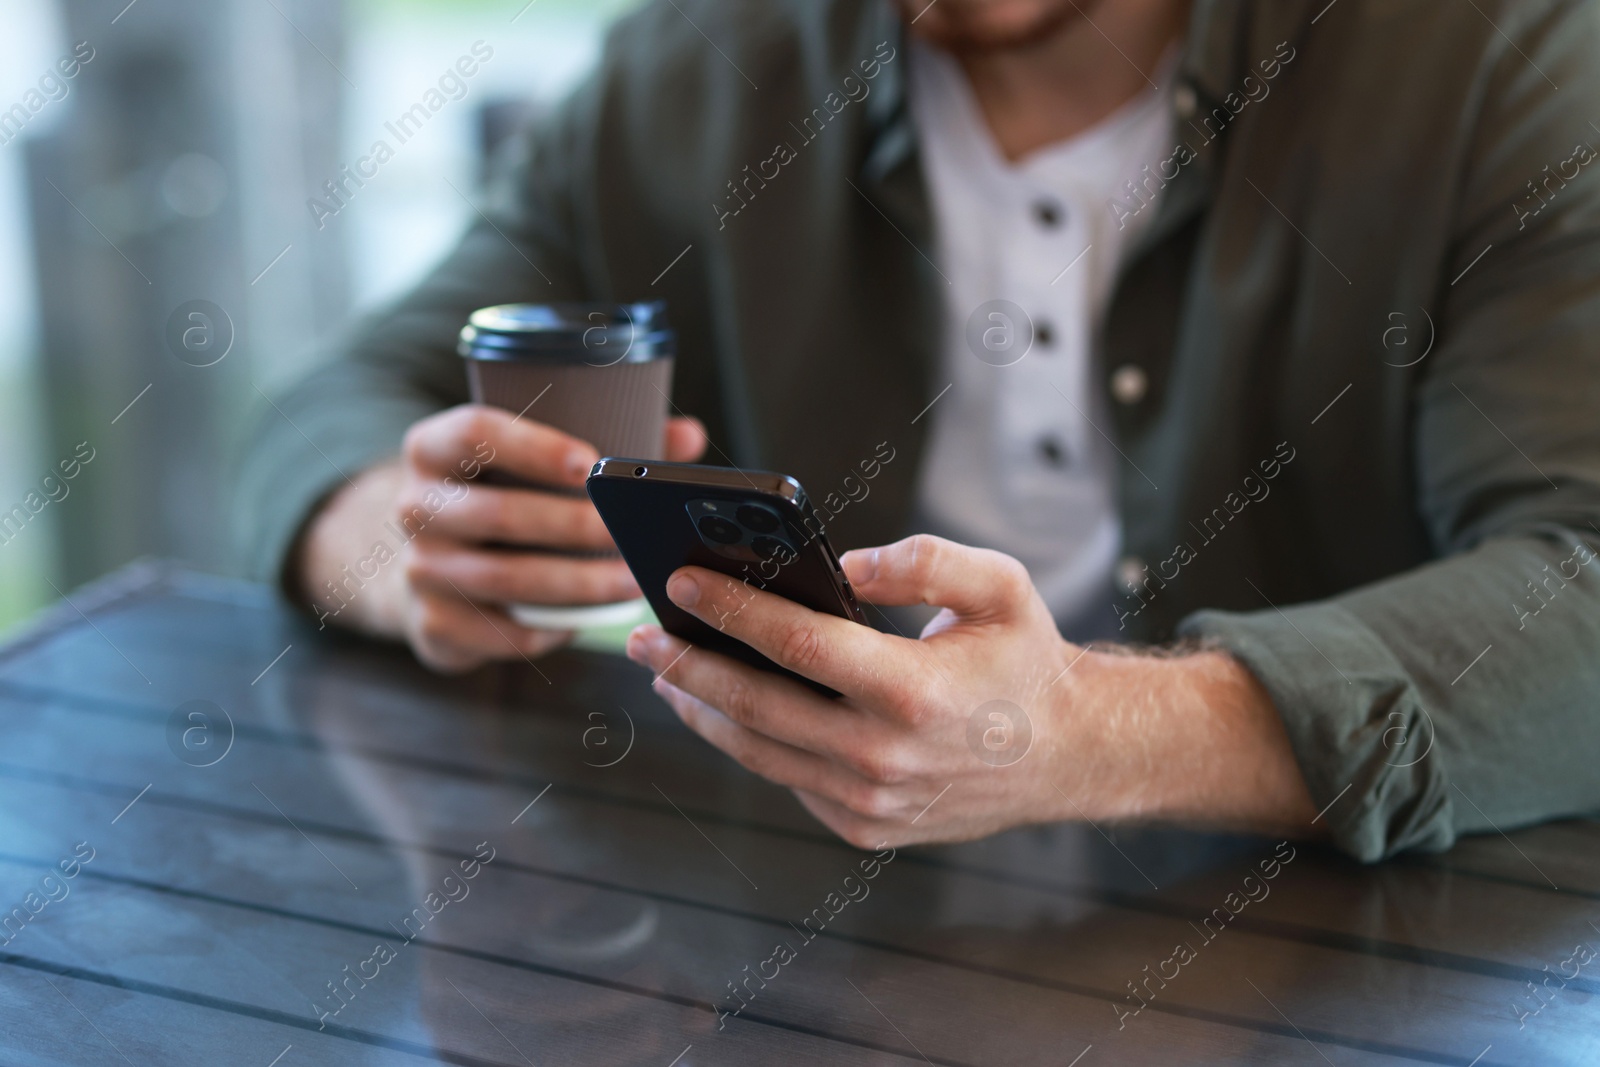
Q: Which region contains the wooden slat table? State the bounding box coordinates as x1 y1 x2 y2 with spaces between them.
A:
0 563 1595 1066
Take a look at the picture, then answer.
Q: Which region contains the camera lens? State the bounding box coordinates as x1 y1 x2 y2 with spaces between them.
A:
698 515 742 545
736 504 781 534
751 536 796 563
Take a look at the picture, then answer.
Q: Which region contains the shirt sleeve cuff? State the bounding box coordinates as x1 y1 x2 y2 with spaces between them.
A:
1176 601 1455 862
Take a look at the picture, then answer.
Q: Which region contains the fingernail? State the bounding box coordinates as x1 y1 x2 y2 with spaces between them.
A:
627 625 668 662
842 547 878 584
666 571 700 608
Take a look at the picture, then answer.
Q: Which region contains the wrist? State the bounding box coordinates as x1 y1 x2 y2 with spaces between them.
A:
1050 645 1318 832
296 461 408 636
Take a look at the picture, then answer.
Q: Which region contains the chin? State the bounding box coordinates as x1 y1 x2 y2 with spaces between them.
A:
897 0 1086 52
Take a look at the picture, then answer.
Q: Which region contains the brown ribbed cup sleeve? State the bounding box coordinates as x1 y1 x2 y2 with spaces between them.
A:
466 358 674 460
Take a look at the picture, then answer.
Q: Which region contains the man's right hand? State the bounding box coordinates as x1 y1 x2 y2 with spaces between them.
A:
294 404 708 672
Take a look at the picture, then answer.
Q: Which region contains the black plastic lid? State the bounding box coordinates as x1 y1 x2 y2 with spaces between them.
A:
458 302 675 365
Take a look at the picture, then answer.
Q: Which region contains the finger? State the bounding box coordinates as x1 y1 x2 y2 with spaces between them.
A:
664 416 708 462
792 789 900 851
403 404 597 489
657 565 905 705
407 540 640 605
408 590 572 673
652 679 893 813
399 483 614 550
839 534 1034 624
626 626 897 774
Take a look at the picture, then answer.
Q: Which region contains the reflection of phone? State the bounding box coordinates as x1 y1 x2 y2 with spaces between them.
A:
587 459 866 685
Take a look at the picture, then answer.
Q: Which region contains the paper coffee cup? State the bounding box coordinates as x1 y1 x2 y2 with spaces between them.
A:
459 302 674 629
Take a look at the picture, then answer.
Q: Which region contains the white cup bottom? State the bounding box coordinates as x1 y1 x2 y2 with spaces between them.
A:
508 597 649 631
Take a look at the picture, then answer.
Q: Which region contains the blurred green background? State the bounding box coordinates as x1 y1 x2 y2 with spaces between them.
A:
0 0 645 636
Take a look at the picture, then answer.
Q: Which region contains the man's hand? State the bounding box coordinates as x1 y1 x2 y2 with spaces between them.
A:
296 404 706 672
625 534 1318 848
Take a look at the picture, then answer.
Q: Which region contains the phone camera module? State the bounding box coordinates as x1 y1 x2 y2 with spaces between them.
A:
697 514 743 545
736 504 781 534
751 536 797 563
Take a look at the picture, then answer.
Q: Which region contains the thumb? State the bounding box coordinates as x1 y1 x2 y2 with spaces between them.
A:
840 534 1034 624
664 416 708 462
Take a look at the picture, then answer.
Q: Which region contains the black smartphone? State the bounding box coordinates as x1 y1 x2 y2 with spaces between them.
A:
586 458 866 686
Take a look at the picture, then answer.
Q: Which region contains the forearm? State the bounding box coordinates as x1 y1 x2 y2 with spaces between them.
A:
1059 647 1322 835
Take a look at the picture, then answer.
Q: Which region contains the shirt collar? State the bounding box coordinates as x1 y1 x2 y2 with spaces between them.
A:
856 0 1316 238
1178 0 1315 108
860 0 913 187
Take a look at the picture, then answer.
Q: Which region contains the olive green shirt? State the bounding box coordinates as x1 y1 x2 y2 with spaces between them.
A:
238 0 1600 861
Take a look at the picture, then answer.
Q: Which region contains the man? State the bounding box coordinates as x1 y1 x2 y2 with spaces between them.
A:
239 0 1600 863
